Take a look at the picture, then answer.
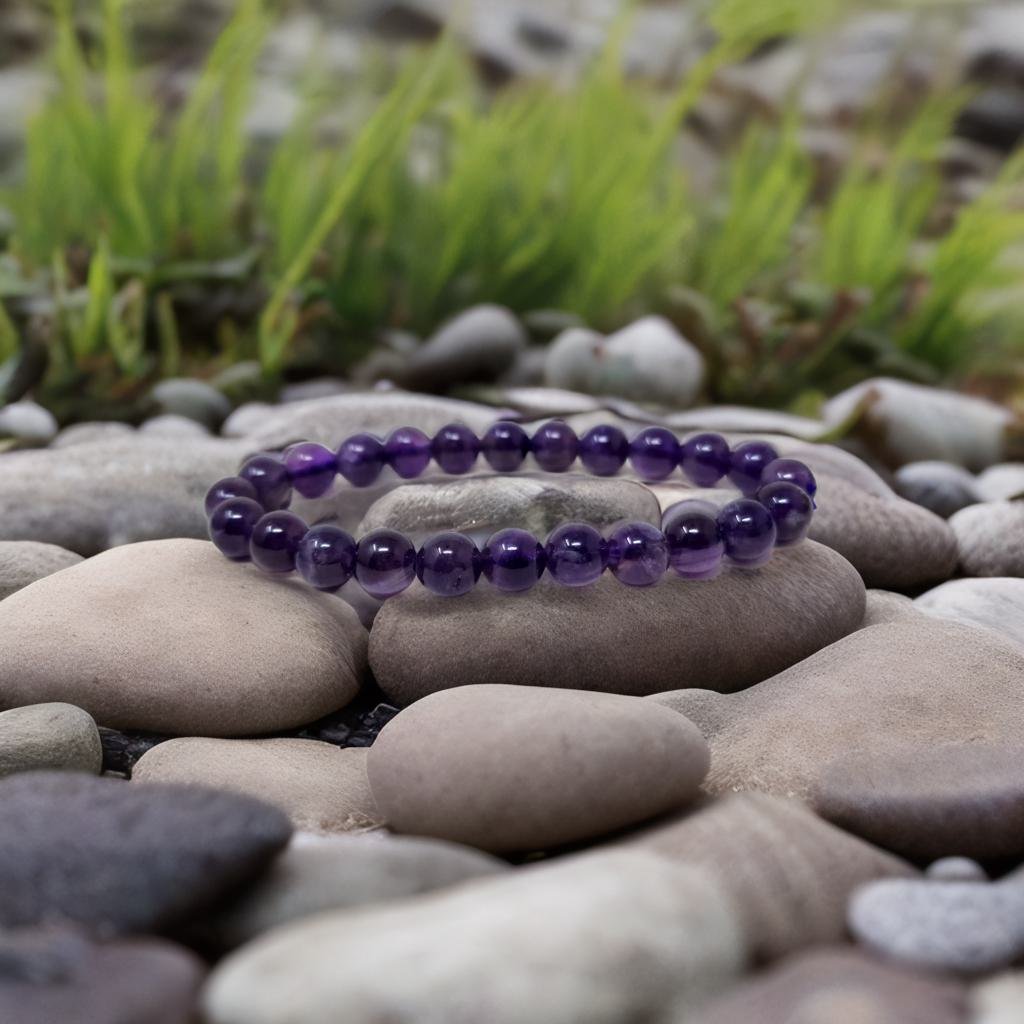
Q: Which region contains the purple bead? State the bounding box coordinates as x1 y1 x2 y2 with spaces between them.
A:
545 522 607 587
239 454 291 510
757 481 814 546
531 420 578 473
728 440 780 496
416 532 481 597
296 524 356 590
579 424 629 477
718 498 777 567
204 476 258 516
662 499 724 579
337 433 385 488
481 421 530 472
250 510 307 573
762 458 818 499
680 433 731 487
628 427 680 481
208 496 264 561
481 528 546 593
285 442 337 499
385 427 431 480
355 529 416 599
431 423 480 475
606 521 669 586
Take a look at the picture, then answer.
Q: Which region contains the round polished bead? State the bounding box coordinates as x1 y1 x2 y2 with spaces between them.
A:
355 529 416 599
239 454 291 510
762 457 818 499
758 480 814 546
416 531 481 597
208 497 264 561
249 510 307 573
662 499 724 579
606 521 669 586
628 427 680 481
204 476 258 517
579 424 629 477
337 433 385 487
531 420 579 473
431 423 480 475
545 522 607 587
481 421 530 472
296 524 357 590
718 498 777 567
284 442 337 499
728 440 780 496
680 432 731 487
481 528 546 592
384 427 431 480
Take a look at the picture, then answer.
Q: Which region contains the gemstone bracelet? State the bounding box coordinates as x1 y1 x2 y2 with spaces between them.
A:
205 421 817 598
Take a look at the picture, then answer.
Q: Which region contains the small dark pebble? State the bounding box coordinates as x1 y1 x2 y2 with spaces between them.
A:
0 928 91 984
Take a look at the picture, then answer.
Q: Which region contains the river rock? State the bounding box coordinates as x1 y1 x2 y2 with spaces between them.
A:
368 685 709 852
51 421 136 448
0 400 57 443
402 304 527 390
861 589 917 627
976 463 1024 502
813 744 1024 862
133 739 381 834
370 540 864 705
894 460 981 517
0 436 246 554
0 539 367 735
620 793 912 960
0 928 205 1024
691 947 966 1024
139 413 211 438
970 972 1024 1024
951 501 1024 577
916 577 1024 648
150 377 231 428
197 832 505 951
0 540 81 599
849 873 1024 973
0 772 291 933
823 378 1018 470
0 703 102 777
358 473 661 540
651 615 1024 801
227 391 503 449
807 471 958 589
201 851 744 1024
544 317 705 408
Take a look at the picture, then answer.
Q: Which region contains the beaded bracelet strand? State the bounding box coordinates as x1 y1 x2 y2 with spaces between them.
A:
205 420 817 599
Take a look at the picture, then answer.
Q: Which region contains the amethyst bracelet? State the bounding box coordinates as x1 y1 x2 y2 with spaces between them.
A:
205 421 817 598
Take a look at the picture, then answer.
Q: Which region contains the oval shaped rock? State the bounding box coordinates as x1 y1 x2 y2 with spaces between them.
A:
951 501 1024 577
0 703 101 778
0 437 246 554
0 929 205 1024
198 832 505 952
369 684 709 852
0 539 367 735
619 792 912 961
201 851 743 1024
0 540 82 600
134 739 381 835
358 473 661 540
814 744 1024 862
653 616 1024 801
894 460 980 518
0 771 291 934
370 540 864 704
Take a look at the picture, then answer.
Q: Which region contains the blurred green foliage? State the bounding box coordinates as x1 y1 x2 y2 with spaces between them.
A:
0 0 1022 414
